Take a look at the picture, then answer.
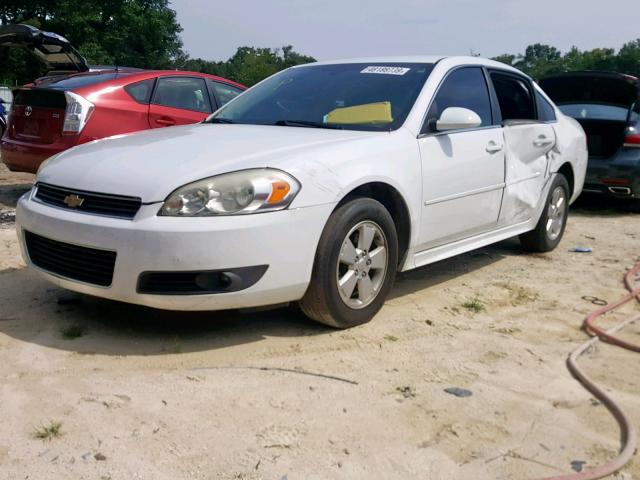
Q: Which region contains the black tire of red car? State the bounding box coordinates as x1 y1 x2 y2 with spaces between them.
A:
519 174 570 252
299 198 398 328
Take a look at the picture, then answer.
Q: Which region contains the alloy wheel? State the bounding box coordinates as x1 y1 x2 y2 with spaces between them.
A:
336 221 388 309
546 186 567 241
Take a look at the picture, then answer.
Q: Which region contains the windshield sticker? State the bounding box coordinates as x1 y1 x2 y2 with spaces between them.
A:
361 66 411 75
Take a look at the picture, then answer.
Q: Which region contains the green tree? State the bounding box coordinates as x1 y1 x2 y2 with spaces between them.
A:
617 39 640 77
175 45 316 86
492 54 517 67
514 43 562 79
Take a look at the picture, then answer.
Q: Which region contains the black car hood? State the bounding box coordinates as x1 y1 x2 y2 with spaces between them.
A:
539 71 640 111
0 23 89 74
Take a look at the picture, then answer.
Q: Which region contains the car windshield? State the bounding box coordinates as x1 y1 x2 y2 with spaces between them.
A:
206 63 434 131
558 103 638 122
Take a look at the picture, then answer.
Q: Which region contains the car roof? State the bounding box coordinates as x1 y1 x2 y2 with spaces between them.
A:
296 55 527 76
32 69 246 90
103 69 246 88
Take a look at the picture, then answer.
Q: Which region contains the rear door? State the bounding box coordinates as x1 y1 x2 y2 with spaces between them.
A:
148 76 213 128
489 71 556 224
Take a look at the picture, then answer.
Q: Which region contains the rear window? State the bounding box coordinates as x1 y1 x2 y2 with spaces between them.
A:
209 81 244 106
558 104 636 122
125 79 155 104
536 92 557 122
12 89 66 109
35 73 129 90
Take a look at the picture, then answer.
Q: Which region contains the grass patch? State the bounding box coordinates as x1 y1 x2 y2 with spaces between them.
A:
61 324 87 339
461 297 486 314
32 421 63 440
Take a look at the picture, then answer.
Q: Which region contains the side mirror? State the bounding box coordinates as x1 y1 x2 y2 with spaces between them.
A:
434 107 482 132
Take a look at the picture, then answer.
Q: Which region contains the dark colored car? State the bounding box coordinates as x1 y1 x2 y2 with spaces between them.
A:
539 72 640 210
0 24 246 173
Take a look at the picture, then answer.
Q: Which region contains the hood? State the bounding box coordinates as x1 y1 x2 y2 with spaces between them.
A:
37 123 376 202
539 72 640 111
0 24 89 74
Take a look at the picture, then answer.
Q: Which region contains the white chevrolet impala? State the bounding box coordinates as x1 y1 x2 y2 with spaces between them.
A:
16 56 587 328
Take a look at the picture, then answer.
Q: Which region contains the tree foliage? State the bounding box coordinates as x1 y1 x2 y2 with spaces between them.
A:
493 41 640 79
0 1 316 87
175 45 316 86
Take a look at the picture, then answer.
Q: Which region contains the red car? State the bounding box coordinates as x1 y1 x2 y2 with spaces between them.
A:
0 25 246 173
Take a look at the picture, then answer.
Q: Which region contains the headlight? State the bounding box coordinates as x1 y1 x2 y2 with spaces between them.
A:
159 168 301 216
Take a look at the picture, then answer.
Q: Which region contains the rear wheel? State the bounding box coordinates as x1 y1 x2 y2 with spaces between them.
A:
520 174 570 252
299 198 398 328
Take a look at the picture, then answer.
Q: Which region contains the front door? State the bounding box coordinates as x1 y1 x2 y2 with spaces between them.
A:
418 66 505 250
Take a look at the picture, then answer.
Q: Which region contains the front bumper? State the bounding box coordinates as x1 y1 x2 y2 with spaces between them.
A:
16 193 334 310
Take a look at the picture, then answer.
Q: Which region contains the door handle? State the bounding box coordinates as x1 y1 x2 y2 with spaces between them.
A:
486 141 503 154
533 135 554 148
155 117 176 126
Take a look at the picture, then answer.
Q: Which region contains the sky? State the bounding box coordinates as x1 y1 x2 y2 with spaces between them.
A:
170 0 639 62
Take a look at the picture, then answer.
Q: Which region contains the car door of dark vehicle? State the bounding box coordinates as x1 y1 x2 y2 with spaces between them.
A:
149 77 213 128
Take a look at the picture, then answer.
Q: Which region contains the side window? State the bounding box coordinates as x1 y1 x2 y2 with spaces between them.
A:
124 78 155 104
209 81 243 106
490 73 536 122
425 67 493 132
152 77 212 113
536 91 557 122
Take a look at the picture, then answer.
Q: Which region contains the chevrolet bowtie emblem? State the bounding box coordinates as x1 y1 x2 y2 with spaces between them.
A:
63 194 85 208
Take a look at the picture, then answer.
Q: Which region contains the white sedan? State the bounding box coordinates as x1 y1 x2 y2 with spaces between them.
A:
16 56 587 328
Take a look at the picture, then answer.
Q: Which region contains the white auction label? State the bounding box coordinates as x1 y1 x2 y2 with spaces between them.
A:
361 66 411 75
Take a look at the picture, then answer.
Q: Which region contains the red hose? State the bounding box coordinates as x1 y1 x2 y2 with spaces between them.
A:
533 262 640 480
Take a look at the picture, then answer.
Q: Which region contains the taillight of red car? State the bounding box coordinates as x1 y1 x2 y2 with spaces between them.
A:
624 134 640 147
62 91 94 135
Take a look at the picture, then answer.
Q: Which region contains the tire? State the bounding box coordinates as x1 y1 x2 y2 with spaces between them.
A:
519 174 570 252
299 197 399 328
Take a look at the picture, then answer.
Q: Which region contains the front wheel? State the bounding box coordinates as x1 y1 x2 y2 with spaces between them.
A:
519 174 570 252
299 198 398 328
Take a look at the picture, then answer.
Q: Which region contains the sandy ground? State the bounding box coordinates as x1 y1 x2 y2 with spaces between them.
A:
0 163 639 480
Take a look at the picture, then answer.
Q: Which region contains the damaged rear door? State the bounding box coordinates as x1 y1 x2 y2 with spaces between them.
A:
489 71 556 224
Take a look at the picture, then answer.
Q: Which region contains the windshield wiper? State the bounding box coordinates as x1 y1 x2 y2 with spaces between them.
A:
207 117 235 124
274 119 343 130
